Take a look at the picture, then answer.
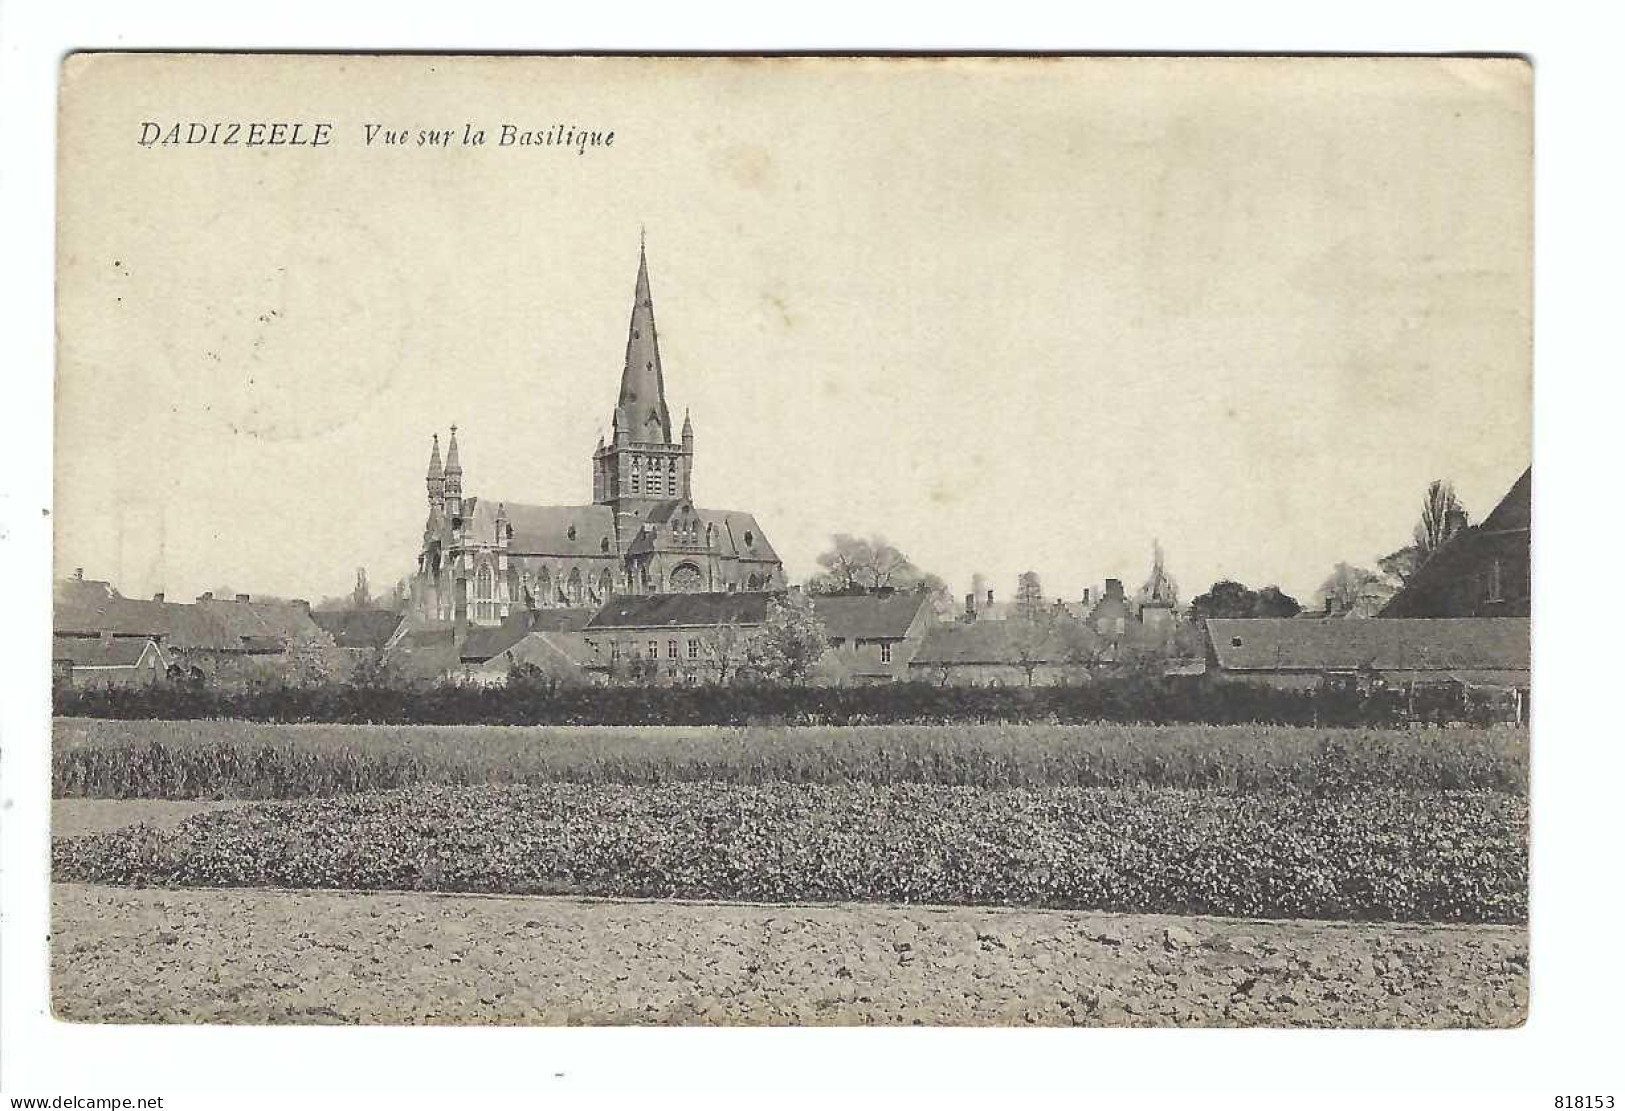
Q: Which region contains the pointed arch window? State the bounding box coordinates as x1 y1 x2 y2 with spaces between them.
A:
667 457 678 496
474 564 496 623
537 567 553 606
630 457 642 495
567 568 585 606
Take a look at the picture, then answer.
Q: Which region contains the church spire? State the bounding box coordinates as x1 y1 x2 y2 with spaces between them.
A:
426 433 444 502
616 235 672 444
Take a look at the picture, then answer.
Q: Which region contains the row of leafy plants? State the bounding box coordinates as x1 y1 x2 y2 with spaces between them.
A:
52 719 1528 799
51 783 1528 923
53 672 1514 727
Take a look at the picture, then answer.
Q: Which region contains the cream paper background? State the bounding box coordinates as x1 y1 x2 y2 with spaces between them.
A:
55 54 1530 608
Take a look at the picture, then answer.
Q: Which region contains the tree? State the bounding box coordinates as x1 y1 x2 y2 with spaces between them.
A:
1015 571 1045 623
1252 586 1303 618
746 594 829 684
1190 580 1302 620
809 534 939 594
1189 580 1258 620
1314 562 1391 617
281 631 342 687
1380 480 1471 585
351 567 372 610
701 621 754 686
1007 610 1054 687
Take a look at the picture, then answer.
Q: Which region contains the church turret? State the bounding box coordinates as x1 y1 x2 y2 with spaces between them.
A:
444 424 464 520
425 434 444 506
617 235 672 445
680 409 694 499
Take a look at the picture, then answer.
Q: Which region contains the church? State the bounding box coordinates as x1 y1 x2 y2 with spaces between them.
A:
409 240 785 627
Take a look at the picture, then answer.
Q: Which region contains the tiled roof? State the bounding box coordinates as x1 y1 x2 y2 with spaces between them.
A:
310 609 404 650
1206 618 1529 674
1479 467 1532 534
475 631 595 674
910 620 1098 666
810 592 932 641
586 592 772 630
458 608 601 662
194 599 324 643
52 636 162 668
466 499 619 558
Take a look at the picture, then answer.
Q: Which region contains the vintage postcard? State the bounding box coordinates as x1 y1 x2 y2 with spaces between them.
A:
51 53 1531 1027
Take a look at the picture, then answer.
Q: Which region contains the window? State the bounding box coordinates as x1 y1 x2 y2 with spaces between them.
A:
688 639 700 659
881 642 893 664
668 640 678 659
588 640 600 658
630 459 641 495
649 640 659 659
744 530 754 547
611 641 621 661
474 564 496 622
1230 636 1243 648
667 458 678 496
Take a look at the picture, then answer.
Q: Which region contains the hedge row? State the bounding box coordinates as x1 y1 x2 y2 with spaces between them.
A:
53 674 1510 728
53 719 1529 799
51 783 1527 923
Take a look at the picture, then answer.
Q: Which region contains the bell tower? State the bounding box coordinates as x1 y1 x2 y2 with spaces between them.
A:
592 233 694 513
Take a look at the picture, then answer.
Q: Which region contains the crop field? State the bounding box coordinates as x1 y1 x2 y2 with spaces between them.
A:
50 718 1528 1024
52 718 1528 798
53 782 1526 922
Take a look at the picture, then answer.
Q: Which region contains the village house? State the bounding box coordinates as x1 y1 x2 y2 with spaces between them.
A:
809 590 937 684
1203 617 1530 717
907 620 1100 688
52 571 328 686
582 592 772 684
51 635 167 688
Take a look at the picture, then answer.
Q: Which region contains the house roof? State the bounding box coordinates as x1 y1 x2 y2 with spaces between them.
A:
456 608 601 662
310 609 404 650
1206 618 1529 674
810 592 932 641
910 620 1099 666
475 631 595 674
586 591 772 630
52 636 161 668
194 598 324 644
52 581 311 652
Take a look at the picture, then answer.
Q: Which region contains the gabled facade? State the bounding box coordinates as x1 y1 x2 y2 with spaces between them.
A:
410 239 784 627
1380 468 1532 619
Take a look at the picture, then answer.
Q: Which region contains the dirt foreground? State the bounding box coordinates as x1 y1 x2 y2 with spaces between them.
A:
51 883 1526 1027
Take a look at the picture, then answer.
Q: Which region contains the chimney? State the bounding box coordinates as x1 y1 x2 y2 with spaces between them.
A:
73 567 84 581
1081 587 1093 607
234 593 251 603
198 591 214 602
151 592 164 603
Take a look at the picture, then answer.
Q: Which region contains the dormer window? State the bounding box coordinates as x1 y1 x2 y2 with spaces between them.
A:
601 536 610 553
567 524 577 541
744 530 755 547
1230 636 1243 648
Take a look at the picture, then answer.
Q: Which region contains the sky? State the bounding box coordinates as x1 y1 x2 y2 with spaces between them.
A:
54 55 1531 608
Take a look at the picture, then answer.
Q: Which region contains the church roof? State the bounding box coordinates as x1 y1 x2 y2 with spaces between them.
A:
617 240 672 444
465 498 620 558
586 592 772 630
